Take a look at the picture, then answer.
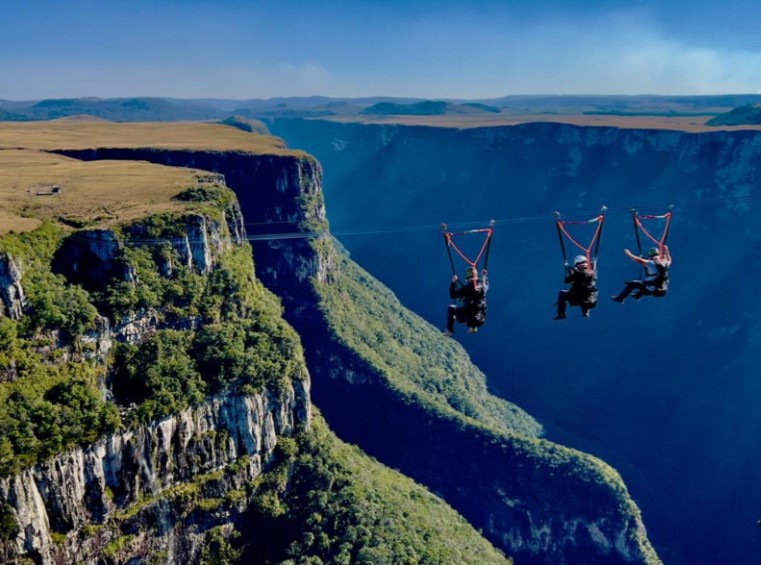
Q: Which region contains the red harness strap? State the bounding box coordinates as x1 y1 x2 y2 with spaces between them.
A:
444 227 494 283
556 214 605 265
635 211 672 256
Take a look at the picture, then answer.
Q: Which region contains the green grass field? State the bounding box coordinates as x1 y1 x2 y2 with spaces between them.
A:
0 119 297 152
0 120 303 235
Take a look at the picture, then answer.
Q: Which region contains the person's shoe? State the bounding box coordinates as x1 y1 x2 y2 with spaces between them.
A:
442 330 453 337
468 327 477 334
553 314 567 320
582 311 590 318
611 295 624 303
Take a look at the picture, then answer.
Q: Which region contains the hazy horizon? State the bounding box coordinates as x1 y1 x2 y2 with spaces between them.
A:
2 0 761 100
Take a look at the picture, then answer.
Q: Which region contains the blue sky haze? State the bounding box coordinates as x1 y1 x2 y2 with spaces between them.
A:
1 0 761 99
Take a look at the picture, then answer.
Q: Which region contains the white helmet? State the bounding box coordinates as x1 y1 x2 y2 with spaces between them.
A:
573 255 588 266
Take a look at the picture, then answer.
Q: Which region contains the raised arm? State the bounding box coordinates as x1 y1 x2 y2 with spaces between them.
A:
481 269 489 294
624 248 648 266
449 275 460 299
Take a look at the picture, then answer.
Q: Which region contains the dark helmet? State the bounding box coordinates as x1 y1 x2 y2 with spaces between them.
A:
647 247 660 258
465 267 477 279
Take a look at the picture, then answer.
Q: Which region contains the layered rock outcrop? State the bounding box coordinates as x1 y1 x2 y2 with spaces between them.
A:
0 253 25 320
0 176 311 564
2 384 309 564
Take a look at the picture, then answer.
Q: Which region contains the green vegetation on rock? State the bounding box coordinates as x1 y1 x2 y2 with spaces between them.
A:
0 197 305 474
242 414 510 565
316 252 541 436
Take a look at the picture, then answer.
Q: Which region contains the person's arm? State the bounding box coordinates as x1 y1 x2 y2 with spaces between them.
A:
663 244 672 265
624 248 648 266
481 269 489 294
449 275 460 299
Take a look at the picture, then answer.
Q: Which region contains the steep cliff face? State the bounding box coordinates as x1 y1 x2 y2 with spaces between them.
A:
46 141 659 563
266 117 761 565
0 253 25 320
0 181 312 564
53 147 334 330
1 385 309 565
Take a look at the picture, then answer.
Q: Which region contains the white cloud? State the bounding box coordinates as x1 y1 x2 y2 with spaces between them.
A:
475 14 761 96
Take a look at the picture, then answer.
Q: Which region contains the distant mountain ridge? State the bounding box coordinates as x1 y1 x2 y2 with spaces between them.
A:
5 94 761 123
0 97 228 122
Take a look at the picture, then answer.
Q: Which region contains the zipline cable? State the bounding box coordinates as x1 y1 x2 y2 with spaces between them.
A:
65 189 761 247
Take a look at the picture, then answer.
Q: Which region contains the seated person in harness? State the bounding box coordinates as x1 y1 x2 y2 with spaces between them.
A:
443 267 488 336
611 245 671 303
554 255 598 320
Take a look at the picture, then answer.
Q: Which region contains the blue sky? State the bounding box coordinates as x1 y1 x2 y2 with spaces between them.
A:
2 0 761 100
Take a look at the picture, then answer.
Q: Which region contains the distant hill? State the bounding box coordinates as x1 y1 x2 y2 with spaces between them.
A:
360 100 501 116
460 102 501 113
219 114 271 134
707 103 761 125
0 97 227 122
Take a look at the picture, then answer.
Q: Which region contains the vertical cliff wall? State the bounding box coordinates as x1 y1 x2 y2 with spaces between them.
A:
1 386 309 565
266 118 761 565
0 184 313 564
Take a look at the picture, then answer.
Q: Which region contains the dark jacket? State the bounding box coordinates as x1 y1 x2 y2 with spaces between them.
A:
564 266 598 306
450 277 488 327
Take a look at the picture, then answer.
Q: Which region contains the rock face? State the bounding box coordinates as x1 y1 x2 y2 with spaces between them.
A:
266 118 761 565
54 148 333 308
51 201 246 292
0 179 312 564
0 253 25 320
1 382 310 565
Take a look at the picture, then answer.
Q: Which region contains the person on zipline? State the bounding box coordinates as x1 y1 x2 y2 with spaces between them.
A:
554 255 598 320
443 267 489 336
611 245 671 303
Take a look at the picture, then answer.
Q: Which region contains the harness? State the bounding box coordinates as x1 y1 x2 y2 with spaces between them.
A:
442 220 495 285
553 206 606 282
645 260 669 291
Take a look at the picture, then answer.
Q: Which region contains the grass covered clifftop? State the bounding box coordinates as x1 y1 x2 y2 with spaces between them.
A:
0 120 297 154
0 120 309 235
0 150 229 235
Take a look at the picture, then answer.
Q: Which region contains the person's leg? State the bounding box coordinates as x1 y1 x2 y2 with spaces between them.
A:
612 281 646 303
444 305 456 335
554 290 568 319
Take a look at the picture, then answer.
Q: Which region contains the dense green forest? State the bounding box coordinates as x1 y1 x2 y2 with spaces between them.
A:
241 414 510 565
316 252 541 437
